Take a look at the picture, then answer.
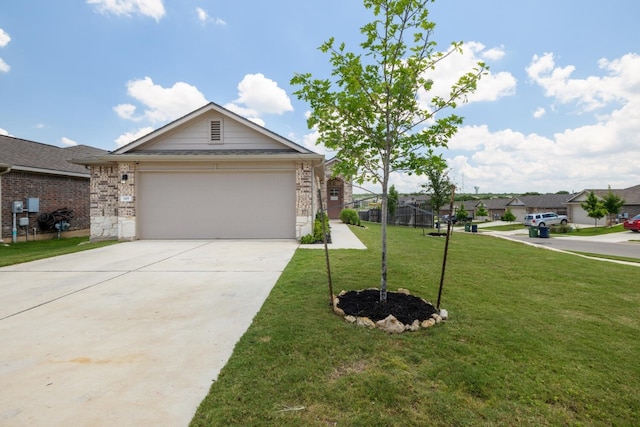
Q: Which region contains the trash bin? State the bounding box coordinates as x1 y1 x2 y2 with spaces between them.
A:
464 223 471 232
528 226 538 238
539 226 550 238
471 224 478 233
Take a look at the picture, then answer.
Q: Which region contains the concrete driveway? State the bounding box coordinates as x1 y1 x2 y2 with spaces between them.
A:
0 239 299 426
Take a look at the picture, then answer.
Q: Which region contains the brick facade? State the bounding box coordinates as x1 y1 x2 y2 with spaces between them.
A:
1 171 90 239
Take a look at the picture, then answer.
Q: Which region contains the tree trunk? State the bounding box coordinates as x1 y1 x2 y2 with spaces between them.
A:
380 184 388 303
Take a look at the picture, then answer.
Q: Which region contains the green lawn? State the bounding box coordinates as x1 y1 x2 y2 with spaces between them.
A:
0 237 117 267
191 223 640 426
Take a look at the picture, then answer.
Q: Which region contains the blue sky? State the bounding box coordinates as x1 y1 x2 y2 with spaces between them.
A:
1 0 639 194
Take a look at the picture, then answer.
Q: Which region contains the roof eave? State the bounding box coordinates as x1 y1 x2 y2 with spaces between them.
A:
72 153 325 164
10 165 90 178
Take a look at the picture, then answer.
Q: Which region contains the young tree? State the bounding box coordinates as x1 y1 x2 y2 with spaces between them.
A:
602 185 625 226
388 184 399 221
476 202 488 218
581 191 607 227
455 204 469 223
503 207 516 222
291 0 486 302
421 159 452 221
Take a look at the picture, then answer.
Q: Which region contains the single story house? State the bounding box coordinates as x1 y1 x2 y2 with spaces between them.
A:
72 102 326 241
565 185 640 224
505 193 572 222
0 135 106 241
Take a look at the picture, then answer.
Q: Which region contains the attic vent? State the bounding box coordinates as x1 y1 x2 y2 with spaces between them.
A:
210 120 223 143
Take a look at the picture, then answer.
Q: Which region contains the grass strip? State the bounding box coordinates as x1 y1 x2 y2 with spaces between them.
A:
192 223 640 426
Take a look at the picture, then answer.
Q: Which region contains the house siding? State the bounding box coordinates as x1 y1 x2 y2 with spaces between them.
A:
145 113 283 151
1 171 90 239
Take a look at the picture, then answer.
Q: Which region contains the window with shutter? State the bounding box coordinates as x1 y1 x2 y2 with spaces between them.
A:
210 119 223 143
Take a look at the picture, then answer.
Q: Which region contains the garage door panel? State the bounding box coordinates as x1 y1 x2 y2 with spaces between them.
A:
137 171 295 239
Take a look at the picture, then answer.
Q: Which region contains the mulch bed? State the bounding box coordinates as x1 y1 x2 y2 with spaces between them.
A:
336 289 437 325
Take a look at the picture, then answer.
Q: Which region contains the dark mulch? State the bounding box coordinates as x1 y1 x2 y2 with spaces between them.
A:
336 289 437 325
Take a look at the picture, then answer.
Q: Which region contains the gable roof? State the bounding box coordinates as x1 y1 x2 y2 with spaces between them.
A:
72 102 324 167
115 102 316 156
566 185 640 205
506 193 573 209
0 134 106 178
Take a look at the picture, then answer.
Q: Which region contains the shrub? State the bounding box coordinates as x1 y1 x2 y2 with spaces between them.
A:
300 212 331 244
340 209 361 226
300 234 317 244
551 224 573 234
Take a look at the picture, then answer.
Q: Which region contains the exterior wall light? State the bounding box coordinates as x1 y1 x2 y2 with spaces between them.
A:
121 173 128 184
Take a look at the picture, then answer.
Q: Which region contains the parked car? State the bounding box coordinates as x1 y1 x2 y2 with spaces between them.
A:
523 212 568 227
623 214 640 232
440 215 457 225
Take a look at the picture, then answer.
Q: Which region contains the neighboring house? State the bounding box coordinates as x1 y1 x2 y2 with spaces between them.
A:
324 157 353 219
72 102 325 241
476 198 511 221
0 135 106 241
506 193 572 222
565 185 640 224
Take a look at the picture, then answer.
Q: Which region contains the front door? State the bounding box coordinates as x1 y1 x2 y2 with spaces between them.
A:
327 179 343 219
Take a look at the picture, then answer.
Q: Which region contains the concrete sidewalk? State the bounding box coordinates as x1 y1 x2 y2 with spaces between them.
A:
299 220 367 250
0 240 298 426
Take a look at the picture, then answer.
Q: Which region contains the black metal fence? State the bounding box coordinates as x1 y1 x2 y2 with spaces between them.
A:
359 204 435 228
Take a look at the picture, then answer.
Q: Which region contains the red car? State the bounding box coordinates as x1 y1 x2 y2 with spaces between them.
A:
623 214 640 232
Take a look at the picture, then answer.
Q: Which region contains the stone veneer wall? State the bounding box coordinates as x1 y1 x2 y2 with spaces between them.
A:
296 161 315 238
89 165 119 240
89 162 138 241
117 162 137 240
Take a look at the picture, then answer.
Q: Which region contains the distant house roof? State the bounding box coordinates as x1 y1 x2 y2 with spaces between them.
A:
507 193 573 209
475 198 511 209
0 135 106 178
566 185 640 206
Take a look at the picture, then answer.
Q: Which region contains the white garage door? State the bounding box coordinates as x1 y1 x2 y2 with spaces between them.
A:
137 170 295 239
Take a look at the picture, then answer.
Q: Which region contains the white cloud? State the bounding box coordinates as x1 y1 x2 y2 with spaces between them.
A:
196 7 208 24
34 123 45 129
533 107 545 118
87 0 165 21
113 103 139 121
229 73 293 115
215 17 227 26
0 28 10 47
222 103 266 127
482 45 505 61
114 126 154 147
118 76 208 123
418 41 516 109
61 137 78 146
113 77 207 147
0 30 9 73
0 127 9 136
526 52 640 112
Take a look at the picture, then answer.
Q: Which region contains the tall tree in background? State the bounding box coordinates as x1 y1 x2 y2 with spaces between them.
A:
581 191 607 227
422 159 453 223
602 185 625 226
388 185 399 221
291 0 486 302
